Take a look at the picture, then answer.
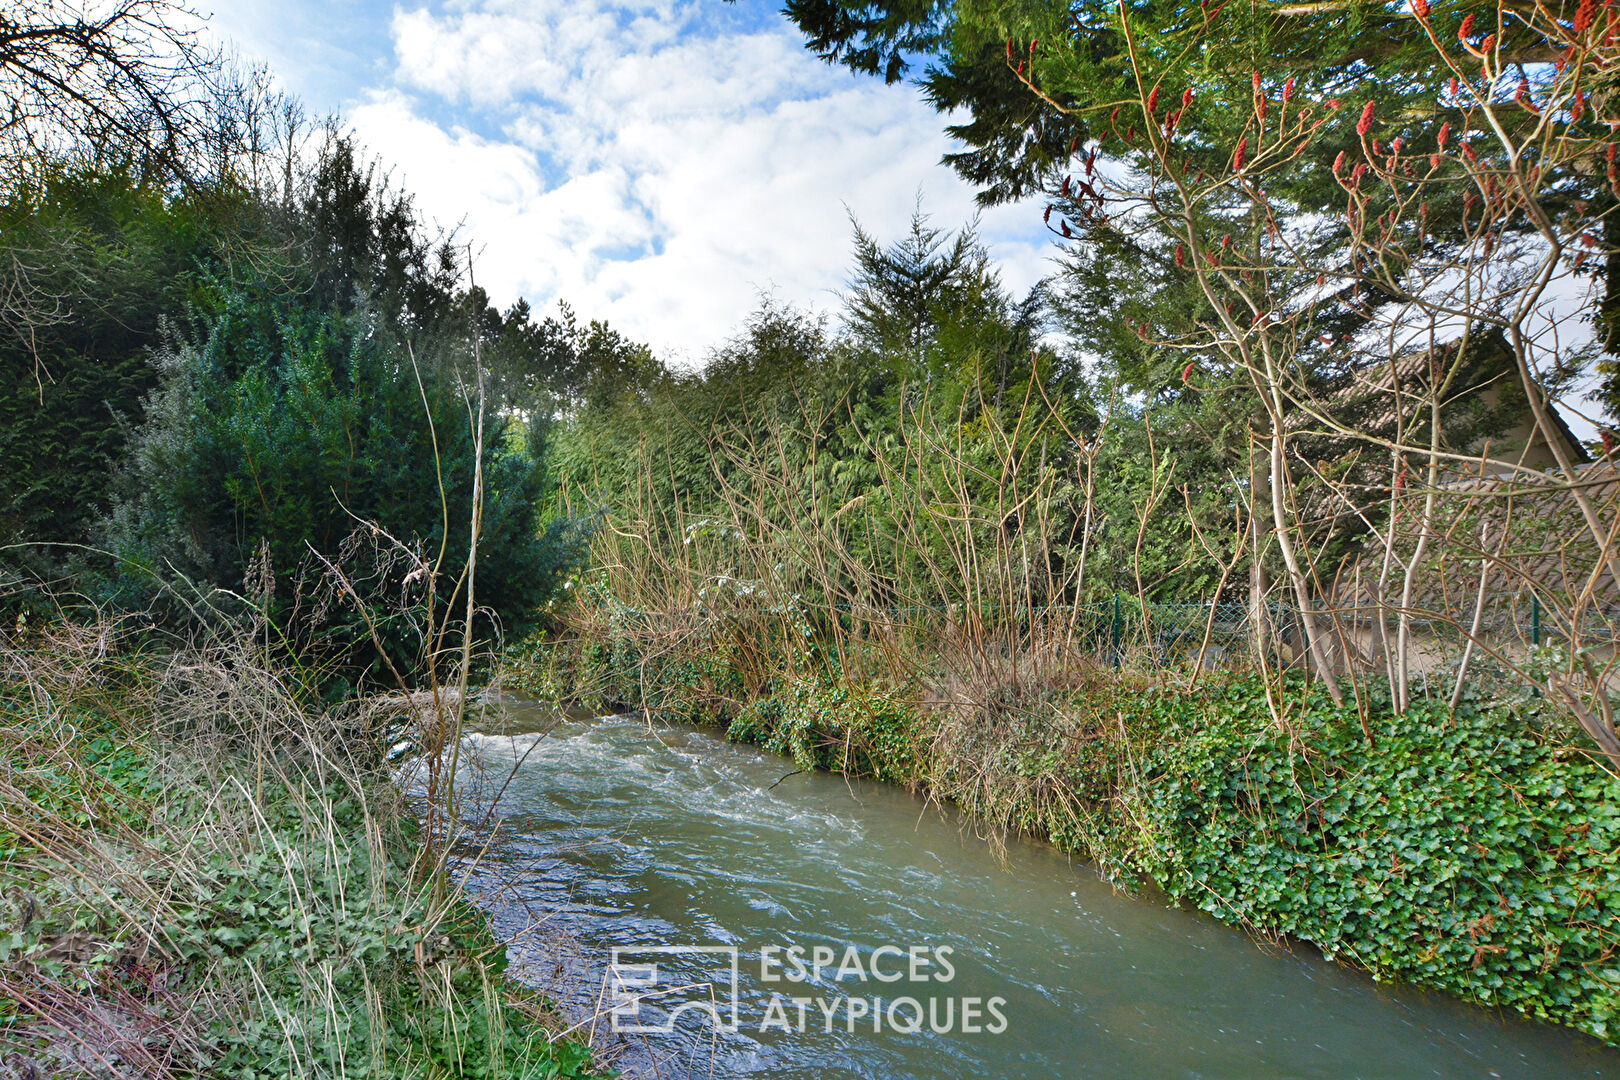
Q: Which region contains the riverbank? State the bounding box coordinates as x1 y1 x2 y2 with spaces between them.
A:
507 630 1620 1048
0 627 604 1078
454 707 1620 1078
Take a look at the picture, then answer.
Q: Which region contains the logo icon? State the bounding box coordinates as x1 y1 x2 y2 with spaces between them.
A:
608 945 741 1033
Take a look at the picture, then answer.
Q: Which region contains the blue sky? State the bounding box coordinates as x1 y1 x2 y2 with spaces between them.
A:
203 0 1055 364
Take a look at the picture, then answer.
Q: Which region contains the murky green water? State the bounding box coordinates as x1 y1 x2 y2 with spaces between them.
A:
454 705 1620 1079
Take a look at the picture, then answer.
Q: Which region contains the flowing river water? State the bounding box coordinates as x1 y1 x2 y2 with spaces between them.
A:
452 703 1620 1079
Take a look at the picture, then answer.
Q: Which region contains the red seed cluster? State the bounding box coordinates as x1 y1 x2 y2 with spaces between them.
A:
1357 100 1376 137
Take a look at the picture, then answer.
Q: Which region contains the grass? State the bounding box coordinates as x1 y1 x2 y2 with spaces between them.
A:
0 621 607 1079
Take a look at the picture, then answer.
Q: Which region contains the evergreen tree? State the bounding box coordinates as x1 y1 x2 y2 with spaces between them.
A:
780 0 1614 408
0 165 249 556
101 279 578 681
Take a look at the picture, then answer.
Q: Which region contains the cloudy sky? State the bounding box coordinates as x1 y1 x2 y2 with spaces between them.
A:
203 0 1055 366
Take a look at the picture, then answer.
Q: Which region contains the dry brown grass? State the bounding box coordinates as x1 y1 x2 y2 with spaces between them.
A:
0 621 597 1078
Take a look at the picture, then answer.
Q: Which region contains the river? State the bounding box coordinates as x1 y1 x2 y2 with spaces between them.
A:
452 703 1620 1079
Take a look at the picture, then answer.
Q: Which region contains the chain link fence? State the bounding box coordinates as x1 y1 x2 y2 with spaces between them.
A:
582 587 1620 675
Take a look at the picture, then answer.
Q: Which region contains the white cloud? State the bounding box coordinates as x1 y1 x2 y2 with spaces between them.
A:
344 0 1051 364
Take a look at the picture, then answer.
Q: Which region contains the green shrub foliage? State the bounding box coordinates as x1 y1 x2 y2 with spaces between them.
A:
101 282 580 678
0 165 240 556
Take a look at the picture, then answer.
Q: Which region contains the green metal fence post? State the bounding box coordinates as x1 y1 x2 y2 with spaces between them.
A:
1111 591 1122 668
1530 593 1543 698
